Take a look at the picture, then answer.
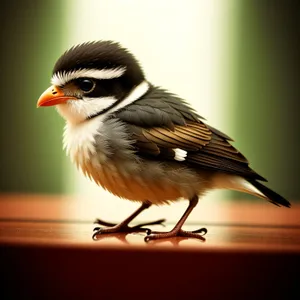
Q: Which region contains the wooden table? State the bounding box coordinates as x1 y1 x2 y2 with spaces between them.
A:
1 194 299 300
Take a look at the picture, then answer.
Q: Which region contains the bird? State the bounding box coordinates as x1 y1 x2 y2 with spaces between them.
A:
37 40 290 242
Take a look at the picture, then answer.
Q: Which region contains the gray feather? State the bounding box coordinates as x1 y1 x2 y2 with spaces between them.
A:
116 86 201 129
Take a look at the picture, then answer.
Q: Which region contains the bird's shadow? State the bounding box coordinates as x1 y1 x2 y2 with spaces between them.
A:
92 232 206 246
92 232 132 244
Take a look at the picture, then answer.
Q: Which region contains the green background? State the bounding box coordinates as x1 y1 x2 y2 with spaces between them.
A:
0 0 299 200
0 0 66 194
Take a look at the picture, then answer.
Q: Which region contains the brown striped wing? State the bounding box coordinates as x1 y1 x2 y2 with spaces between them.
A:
116 87 265 180
127 121 265 181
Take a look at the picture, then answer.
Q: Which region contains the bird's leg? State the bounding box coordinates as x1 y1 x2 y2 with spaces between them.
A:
93 202 165 239
145 196 207 242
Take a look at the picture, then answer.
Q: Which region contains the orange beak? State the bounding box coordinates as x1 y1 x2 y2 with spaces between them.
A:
37 85 77 107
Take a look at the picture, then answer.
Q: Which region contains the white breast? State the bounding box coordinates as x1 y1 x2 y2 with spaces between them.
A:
58 81 150 167
63 117 104 164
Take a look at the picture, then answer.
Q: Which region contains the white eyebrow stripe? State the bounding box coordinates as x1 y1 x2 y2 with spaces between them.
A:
51 67 126 86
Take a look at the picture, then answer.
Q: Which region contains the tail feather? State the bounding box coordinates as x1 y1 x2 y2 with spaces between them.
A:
247 179 291 208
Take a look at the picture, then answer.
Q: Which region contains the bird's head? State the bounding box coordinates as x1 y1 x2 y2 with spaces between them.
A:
37 41 149 124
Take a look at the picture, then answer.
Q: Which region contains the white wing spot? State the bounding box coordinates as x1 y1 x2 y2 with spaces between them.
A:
174 148 187 161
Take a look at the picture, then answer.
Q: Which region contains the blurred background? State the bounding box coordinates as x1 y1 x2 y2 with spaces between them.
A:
0 0 299 223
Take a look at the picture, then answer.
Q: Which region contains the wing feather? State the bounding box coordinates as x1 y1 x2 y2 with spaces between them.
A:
116 86 266 181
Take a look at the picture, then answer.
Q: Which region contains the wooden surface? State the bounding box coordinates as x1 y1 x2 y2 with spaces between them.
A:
1 194 300 300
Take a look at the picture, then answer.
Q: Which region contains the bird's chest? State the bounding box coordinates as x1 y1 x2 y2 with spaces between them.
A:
62 119 198 204
63 118 108 166
63 119 147 200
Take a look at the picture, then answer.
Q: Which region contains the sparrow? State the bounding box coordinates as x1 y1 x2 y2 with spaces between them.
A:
37 41 290 242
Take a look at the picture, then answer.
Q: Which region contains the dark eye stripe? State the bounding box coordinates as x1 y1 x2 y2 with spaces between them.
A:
80 77 132 99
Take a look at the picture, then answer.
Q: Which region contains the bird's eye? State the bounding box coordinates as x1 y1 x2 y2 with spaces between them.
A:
77 79 95 93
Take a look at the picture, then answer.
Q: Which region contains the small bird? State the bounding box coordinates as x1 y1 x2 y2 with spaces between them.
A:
37 41 290 242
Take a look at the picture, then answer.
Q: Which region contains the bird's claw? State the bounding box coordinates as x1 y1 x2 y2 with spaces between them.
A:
92 218 166 238
92 220 166 240
192 227 207 235
144 227 207 242
92 230 101 240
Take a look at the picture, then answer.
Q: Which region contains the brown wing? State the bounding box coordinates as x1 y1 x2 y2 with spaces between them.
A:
126 121 265 181
116 86 266 181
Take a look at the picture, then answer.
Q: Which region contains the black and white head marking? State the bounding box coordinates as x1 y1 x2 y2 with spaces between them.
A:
51 67 127 87
52 41 149 124
53 41 144 84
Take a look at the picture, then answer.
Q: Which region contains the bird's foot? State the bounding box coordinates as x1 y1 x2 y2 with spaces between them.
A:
144 227 207 242
92 218 166 240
